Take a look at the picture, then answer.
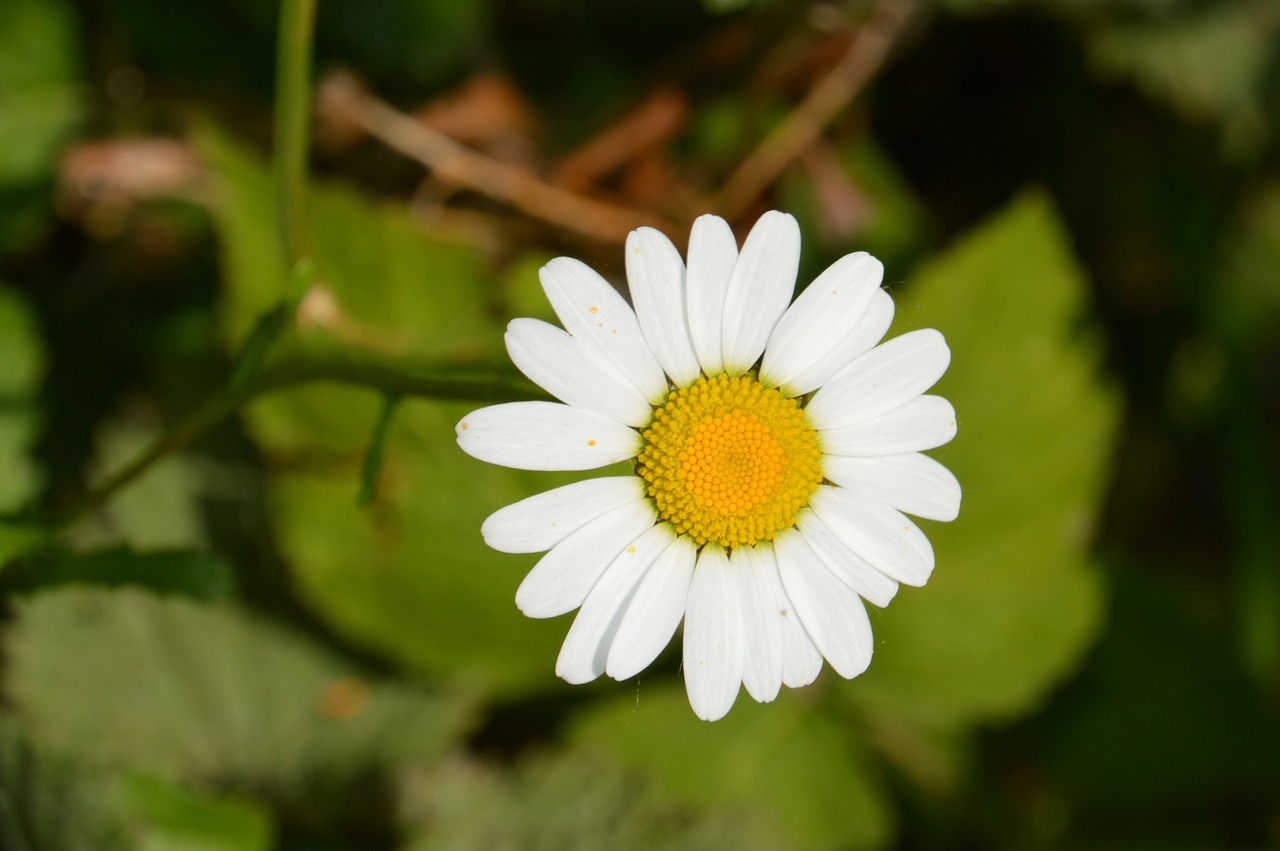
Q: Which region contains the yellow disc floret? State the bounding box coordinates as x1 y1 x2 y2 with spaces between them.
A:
637 373 823 549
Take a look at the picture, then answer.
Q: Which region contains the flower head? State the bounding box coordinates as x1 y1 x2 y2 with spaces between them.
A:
456 211 959 720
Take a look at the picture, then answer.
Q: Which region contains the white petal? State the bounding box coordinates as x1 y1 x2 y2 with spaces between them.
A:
795 509 898 607
818 395 957 457
823 453 961 523
808 485 935 586
806 329 951 429
539 257 667 402
732 546 783 703
759 252 885 395
683 545 744 721
607 533 697 680
556 524 674 684
515 499 658 618
626 228 701 387
774 529 874 679
685 214 738 376
752 543 823 688
456 402 642 471
505 318 652 428
481 477 647 554
721 211 800 375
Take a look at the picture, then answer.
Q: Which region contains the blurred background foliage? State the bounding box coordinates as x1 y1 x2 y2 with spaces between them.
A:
0 0 1278 848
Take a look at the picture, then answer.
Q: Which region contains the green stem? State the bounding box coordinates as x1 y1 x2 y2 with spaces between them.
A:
55 353 547 527
274 0 317 269
358 393 402 506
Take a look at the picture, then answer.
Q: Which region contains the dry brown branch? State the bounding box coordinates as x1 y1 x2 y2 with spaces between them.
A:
318 71 672 244
553 86 688 192
710 1 915 220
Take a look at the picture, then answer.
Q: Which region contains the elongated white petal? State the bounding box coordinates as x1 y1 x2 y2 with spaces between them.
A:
539 257 667 402
774 529 874 679
805 330 951 429
685 214 738 376
818 395 957 457
808 485 934 586
505 318 652 428
626 228 701 387
823 453 961 523
683 545 743 721
456 402 642 471
515 499 657 618
721 211 800 375
732 546 783 703
795 509 898 607
607 533 697 680
556 524 674 684
482 477 648 554
751 543 823 688
760 252 884 395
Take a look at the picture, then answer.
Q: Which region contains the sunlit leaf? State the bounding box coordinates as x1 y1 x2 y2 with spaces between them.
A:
0 0 81 185
5 587 471 791
0 0 82 253
202 128 577 693
846 192 1116 729
267 412 583 693
120 774 272 851
571 687 894 851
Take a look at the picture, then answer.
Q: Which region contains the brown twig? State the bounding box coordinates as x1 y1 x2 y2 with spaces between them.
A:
318 71 673 244
710 1 915 220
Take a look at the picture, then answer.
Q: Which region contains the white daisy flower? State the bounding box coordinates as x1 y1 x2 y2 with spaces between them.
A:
456 211 959 721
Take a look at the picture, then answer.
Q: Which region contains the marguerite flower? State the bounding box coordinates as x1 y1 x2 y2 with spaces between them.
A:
456 211 958 721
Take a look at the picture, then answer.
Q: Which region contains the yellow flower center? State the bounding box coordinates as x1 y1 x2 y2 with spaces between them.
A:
636 373 823 549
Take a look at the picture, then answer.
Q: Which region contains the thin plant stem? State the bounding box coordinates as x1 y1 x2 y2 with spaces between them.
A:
56 353 547 526
275 0 317 269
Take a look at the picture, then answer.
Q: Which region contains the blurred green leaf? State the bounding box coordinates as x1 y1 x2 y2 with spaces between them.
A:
120 774 272 851
847 192 1116 729
266 421 583 693
0 0 81 254
202 127 579 694
1217 181 1280 354
571 687 894 851
200 127 496 374
0 713 130 851
5 587 471 792
400 749 785 851
1024 566 1280 818
0 286 44 513
0 0 81 185
0 518 46 574
66 420 208 551
1 548 234 600
1089 2 1276 155
318 0 487 88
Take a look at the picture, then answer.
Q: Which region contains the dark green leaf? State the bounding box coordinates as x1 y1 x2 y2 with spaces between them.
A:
1 548 235 600
400 749 786 851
